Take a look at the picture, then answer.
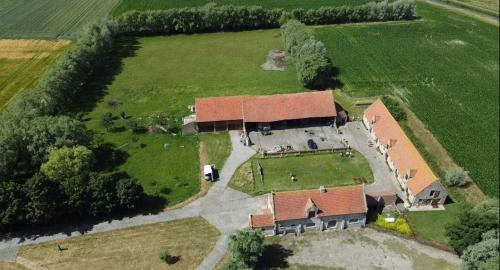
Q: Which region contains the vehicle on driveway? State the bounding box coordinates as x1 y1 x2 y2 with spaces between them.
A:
204 164 218 181
307 139 318 150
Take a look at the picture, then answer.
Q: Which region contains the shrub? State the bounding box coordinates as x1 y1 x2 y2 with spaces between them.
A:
461 230 499 270
374 214 413 236
445 167 469 187
228 229 265 268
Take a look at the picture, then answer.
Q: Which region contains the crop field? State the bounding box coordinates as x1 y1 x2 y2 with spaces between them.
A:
0 0 120 39
79 29 303 205
316 2 499 196
0 39 72 109
112 0 381 16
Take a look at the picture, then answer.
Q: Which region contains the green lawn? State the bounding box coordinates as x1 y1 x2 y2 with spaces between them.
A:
199 132 232 169
80 29 303 205
0 0 121 39
316 1 499 197
405 202 464 245
230 151 373 196
112 0 382 16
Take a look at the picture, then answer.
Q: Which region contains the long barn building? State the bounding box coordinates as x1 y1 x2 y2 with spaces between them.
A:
195 90 337 132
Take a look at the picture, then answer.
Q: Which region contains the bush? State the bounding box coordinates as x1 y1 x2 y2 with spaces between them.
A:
281 20 333 89
461 230 499 270
445 167 470 187
374 214 413 236
228 229 265 268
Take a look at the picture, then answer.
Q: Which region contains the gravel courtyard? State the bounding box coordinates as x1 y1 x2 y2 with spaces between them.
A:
266 228 460 270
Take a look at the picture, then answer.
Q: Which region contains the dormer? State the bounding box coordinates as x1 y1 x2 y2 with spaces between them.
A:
305 198 318 219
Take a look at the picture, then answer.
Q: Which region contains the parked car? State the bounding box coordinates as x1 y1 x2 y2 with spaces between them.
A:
203 164 217 181
307 139 318 150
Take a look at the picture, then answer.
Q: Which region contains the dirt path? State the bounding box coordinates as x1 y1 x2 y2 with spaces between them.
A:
424 0 499 26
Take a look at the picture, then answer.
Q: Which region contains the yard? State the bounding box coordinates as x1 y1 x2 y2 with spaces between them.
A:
79 29 303 205
229 151 373 196
316 1 499 197
0 39 71 109
14 217 219 270
111 0 382 16
256 229 459 269
0 0 120 39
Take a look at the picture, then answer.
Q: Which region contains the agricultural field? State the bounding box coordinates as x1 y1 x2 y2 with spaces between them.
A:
451 0 499 14
79 29 303 205
316 1 499 197
0 0 120 39
229 152 373 196
112 0 382 16
0 39 71 109
12 217 219 270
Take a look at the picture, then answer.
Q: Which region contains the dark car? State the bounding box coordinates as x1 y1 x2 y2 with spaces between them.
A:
307 139 318 150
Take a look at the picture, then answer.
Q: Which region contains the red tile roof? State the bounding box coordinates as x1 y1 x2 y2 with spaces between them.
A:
195 91 336 123
249 213 275 229
364 99 438 195
195 96 243 122
272 186 367 221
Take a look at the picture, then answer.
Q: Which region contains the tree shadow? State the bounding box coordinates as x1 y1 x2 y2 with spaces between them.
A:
257 244 293 269
165 255 181 265
92 143 129 172
70 37 141 114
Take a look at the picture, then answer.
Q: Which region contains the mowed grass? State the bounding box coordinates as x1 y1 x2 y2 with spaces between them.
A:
0 39 72 109
0 0 120 39
230 151 373 196
199 132 232 169
405 202 463 245
17 217 220 270
452 0 499 14
81 29 303 204
112 0 381 16
316 2 499 197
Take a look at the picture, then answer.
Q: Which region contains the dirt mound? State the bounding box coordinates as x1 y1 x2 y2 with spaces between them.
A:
261 49 288 71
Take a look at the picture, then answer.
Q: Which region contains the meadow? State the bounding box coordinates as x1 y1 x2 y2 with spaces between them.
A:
316 1 499 197
79 29 303 205
14 217 219 270
0 39 71 109
0 0 120 39
229 152 373 196
112 0 382 16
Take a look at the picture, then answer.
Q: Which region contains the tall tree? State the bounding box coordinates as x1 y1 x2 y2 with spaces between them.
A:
228 229 265 268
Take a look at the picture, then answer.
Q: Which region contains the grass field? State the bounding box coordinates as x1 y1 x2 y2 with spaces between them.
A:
316 2 499 197
199 132 232 169
112 0 381 16
0 0 120 39
0 39 71 109
450 0 499 14
80 29 303 205
15 217 219 270
229 152 373 196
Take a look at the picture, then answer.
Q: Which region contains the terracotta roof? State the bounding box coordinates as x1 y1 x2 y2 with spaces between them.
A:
364 99 438 195
249 213 274 228
195 91 336 123
272 186 367 221
195 96 244 122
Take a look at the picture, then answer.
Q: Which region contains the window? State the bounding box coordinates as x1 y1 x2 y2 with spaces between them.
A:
327 220 337 228
348 218 359 224
430 190 440 197
308 210 316 219
305 223 316 228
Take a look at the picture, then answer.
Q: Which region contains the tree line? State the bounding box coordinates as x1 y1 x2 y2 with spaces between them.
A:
281 19 333 89
115 0 417 36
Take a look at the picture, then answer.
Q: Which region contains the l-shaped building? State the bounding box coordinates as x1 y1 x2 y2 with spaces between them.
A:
363 99 448 207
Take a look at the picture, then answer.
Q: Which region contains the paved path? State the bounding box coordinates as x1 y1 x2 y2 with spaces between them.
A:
343 122 407 201
0 130 266 270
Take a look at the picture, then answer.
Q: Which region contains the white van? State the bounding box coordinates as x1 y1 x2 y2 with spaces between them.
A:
204 164 215 181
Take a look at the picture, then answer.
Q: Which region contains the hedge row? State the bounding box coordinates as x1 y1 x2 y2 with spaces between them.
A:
115 0 417 36
281 20 332 89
